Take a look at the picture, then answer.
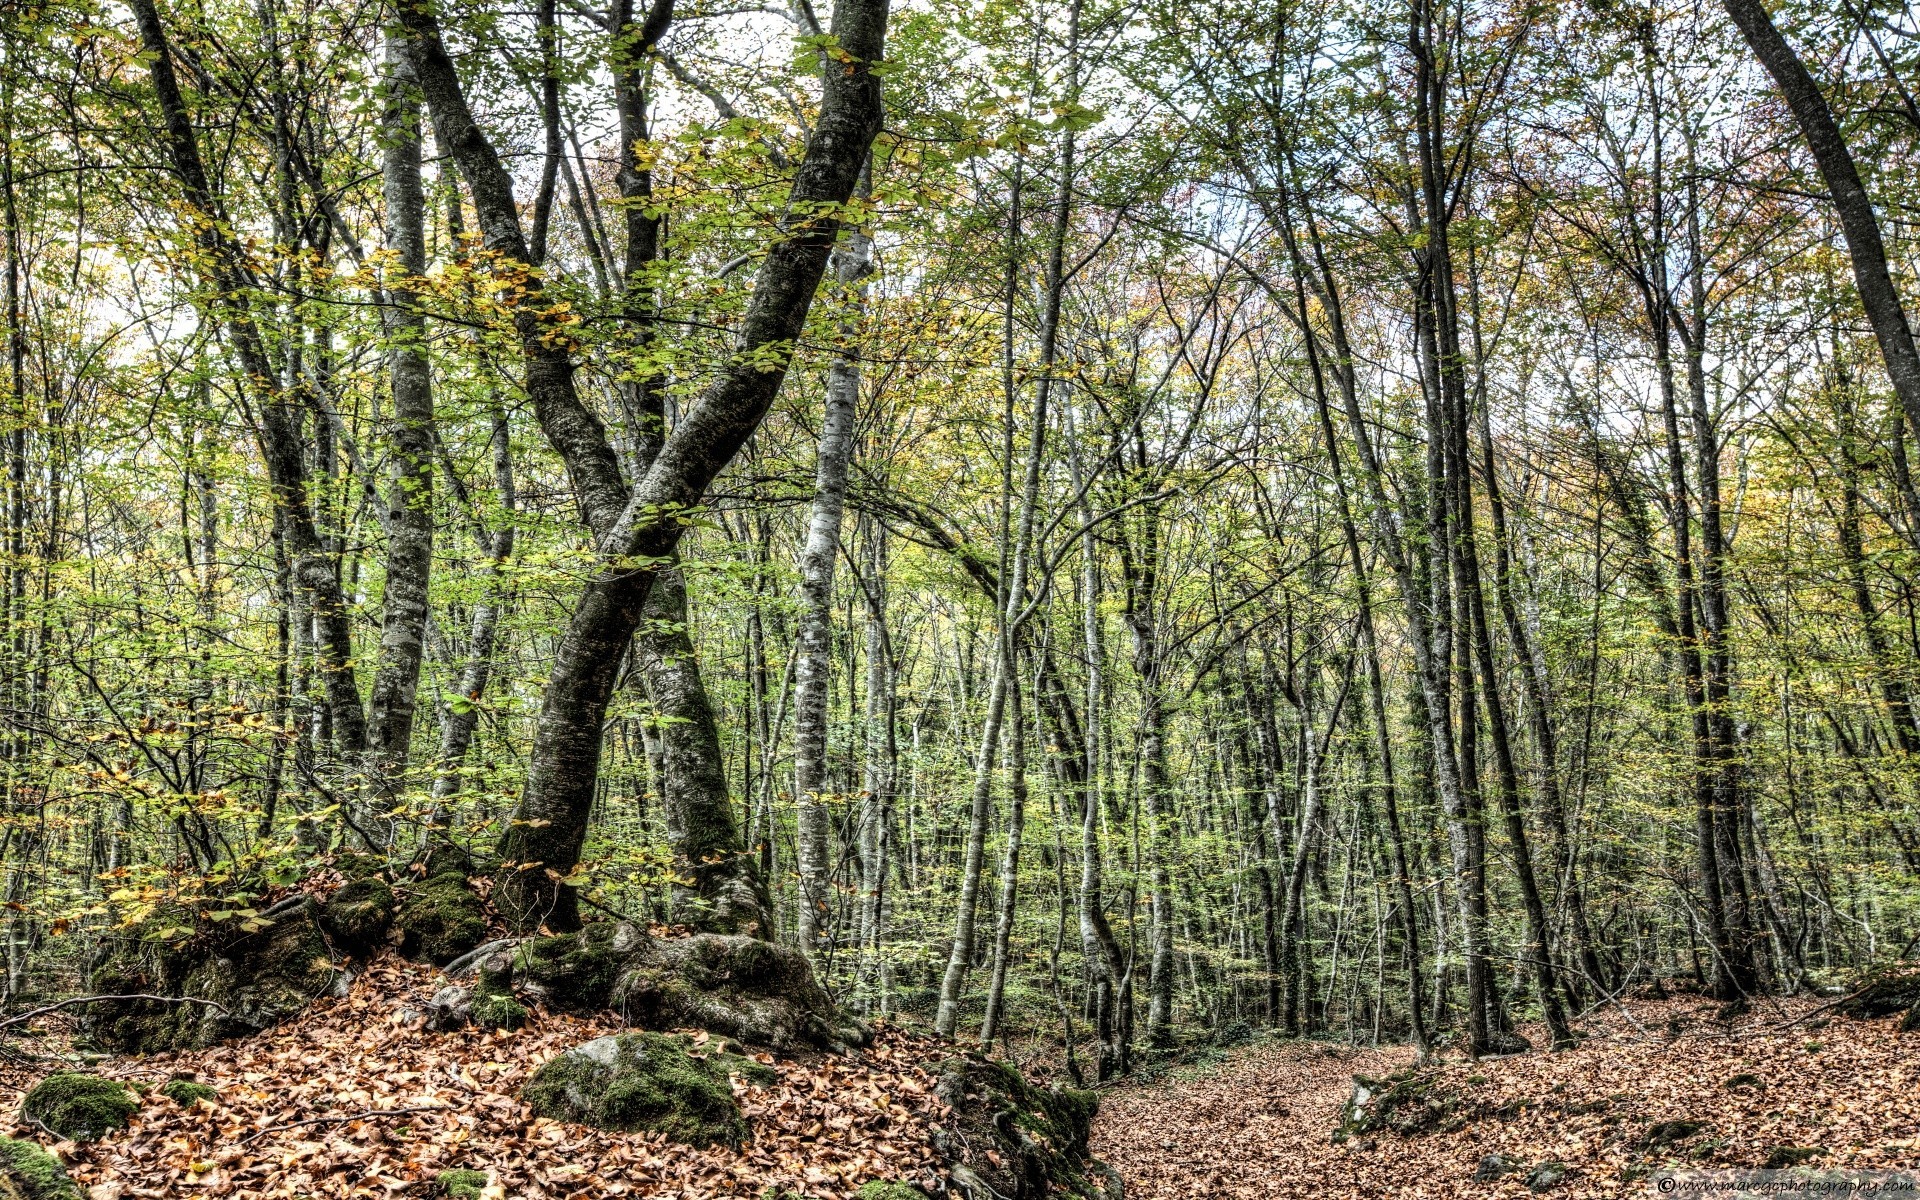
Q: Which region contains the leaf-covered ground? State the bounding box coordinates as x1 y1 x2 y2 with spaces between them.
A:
1 959 946 1199
1091 997 1920 1199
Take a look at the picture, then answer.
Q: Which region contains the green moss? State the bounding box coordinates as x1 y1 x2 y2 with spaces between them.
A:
159 1080 217 1106
436 1168 489 1198
1763 1147 1823 1169
856 1183 926 1200
319 876 395 955
521 1032 749 1147
0 1138 81 1200
470 990 528 1032
1337 1069 1458 1138
19 1074 138 1142
515 923 638 1011
397 874 488 965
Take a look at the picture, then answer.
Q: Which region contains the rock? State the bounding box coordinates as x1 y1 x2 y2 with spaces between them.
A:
1336 1070 1458 1138
520 1032 768 1147
1474 1154 1515 1182
85 897 342 1054
318 877 394 956
1642 1119 1710 1148
1762 1146 1822 1169
0 1138 80 1200
436 1169 489 1199
158 1079 216 1106
424 986 474 1032
856 1184 929 1200
413 842 475 882
19 1074 138 1142
1838 963 1920 1020
396 874 489 966
929 1054 1111 1200
517 923 867 1051
1525 1162 1568 1191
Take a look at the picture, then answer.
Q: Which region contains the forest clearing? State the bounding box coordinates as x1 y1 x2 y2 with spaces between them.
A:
3 0 1920 1191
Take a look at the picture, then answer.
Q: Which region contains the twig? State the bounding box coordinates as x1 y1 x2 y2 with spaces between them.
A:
238 1105 450 1146
0 994 229 1032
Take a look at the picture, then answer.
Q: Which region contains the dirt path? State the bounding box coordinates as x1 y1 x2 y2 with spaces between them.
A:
1091 999 1920 1199
1091 1040 1415 1200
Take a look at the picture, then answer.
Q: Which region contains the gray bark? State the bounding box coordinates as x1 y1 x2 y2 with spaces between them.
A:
792 200 871 955
364 35 436 814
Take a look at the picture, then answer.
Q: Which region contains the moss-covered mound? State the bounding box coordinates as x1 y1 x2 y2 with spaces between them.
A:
513 923 866 1051
159 1079 217 1106
85 896 341 1054
318 876 395 956
929 1054 1115 1200
520 1032 769 1147
1838 962 1920 1022
396 872 488 966
0 1138 80 1200
470 948 527 1032
1336 1069 1461 1139
19 1074 138 1143
435 1168 488 1199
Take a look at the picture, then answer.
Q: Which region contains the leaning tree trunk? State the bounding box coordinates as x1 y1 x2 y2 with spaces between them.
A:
1720 0 1920 468
398 0 889 929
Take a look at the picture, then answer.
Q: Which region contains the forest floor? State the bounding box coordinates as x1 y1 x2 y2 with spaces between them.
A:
1091 993 1920 1198
0 958 949 1199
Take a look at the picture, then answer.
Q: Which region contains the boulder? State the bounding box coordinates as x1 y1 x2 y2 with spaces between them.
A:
19 1074 137 1142
85 898 342 1053
520 1031 772 1147
515 923 866 1051
396 873 489 966
929 1054 1116 1200
318 876 395 956
1335 1070 1459 1139
0 1139 80 1200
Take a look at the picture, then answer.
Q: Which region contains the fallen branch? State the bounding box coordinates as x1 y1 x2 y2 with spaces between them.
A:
0 994 230 1032
238 1105 450 1146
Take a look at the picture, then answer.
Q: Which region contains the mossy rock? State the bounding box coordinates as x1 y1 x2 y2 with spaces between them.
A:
0 1139 80 1200
159 1079 217 1106
436 1168 489 1199
1763 1147 1823 1169
19 1074 138 1142
611 931 868 1051
397 874 489 966
319 876 395 956
929 1054 1108 1200
856 1184 928 1200
515 922 646 1010
1337 1069 1459 1138
1838 962 1920 1020
414 842 476 882
516 922 865 1052
85 897 340 1054
521 1032 757 1147
1643 1119 1711 1149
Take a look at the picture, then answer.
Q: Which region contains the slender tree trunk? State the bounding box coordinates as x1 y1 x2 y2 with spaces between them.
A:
793 178 871 955
364 36 436 819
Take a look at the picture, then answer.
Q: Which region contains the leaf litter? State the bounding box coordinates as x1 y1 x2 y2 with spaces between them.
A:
1091 996 1920 1199
1 957 946 1199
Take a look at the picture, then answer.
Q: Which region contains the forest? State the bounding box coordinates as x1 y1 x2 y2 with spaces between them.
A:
0 0 1918 1177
